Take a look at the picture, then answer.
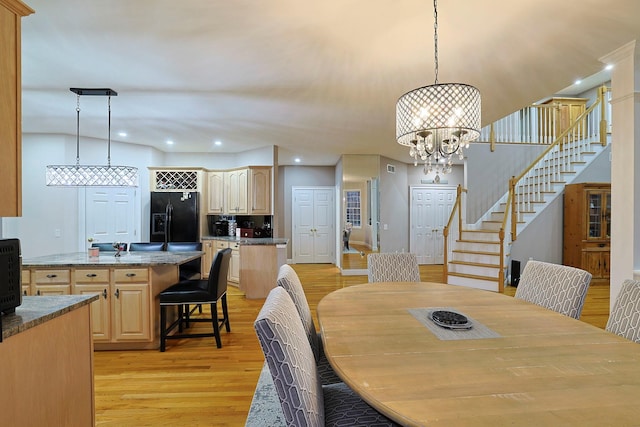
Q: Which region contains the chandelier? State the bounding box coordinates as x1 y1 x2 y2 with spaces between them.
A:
46 88 138 187
396 0 481 175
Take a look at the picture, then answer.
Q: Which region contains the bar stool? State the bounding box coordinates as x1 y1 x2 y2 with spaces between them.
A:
159 248 231 351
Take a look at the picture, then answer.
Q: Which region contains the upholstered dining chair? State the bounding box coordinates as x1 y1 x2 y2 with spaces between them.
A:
606 279 640 343
254 287 399 427
514 260 592 319
159 248 231 351
129 242 165 251
367 252 421 283
276 264 341 384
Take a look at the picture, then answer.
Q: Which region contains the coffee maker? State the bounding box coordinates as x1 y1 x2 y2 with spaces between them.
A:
208 217 229 237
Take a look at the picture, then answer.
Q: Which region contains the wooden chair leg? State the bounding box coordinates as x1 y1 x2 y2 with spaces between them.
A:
160 305 167 352
222 294 231 332
211 302 222 348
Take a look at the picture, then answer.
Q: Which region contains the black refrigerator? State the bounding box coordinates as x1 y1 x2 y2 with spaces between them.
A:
150 192 199 244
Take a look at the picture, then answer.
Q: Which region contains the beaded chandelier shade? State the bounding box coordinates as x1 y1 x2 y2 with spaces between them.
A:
46 88 139 187
396 0 481 175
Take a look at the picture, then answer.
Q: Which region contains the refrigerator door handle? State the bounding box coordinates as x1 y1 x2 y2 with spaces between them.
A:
165 203 173 245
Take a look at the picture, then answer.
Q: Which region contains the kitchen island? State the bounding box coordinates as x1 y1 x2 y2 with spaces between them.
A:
21 251 202 350
0 295 97 426
201 236 288 298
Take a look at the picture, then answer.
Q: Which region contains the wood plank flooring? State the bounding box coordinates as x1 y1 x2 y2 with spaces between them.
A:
94 264 610 426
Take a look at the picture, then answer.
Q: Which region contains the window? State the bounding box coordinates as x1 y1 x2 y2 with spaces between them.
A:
345 190 361 227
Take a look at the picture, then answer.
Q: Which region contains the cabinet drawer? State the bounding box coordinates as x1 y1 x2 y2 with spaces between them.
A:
21 270 30 285
229 242 240 251
34 269 71 284
74 269 110 283
582 242 609 251
113 268 149 283
215 240 230 250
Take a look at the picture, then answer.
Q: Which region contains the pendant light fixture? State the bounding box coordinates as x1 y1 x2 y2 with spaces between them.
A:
46 88 138 187
396 0 481 175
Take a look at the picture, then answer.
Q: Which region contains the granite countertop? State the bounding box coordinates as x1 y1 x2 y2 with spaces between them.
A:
1 295 98 341
201 235 288 246
22 251 203 268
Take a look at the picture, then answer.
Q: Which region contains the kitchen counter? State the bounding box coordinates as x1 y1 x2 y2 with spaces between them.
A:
22 250 203 267
0 295 96 425
201 235 288 246
1 294 97 340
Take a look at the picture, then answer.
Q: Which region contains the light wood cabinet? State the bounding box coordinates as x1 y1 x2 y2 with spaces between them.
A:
207 171 225 214
249 167 272 214
0 0 33 217
201 240 215 277
33 268 71 295
73 269 111 342
226 168 249 214
563 183 610 280
229 241 240 284
21 269 30 296
540 97 587 140
201 239 240 284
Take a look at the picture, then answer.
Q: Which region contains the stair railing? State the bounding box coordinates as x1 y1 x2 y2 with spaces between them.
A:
507 85 610 242
443 184 466 283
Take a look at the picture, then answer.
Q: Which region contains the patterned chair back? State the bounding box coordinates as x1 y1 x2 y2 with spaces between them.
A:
367 252 421 283
606 279 640 343
254 287 324 426
276 264 321 362
514 260 592 319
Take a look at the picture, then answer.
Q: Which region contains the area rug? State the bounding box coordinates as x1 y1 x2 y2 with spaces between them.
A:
245 362 285 427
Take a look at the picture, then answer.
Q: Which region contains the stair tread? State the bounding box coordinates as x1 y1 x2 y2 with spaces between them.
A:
457 239 501 244
448 271 500 282
449 260 500 268
452 249 501 256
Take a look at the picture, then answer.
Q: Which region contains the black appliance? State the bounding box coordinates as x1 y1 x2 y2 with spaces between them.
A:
150 192 199 245
0 239 22 341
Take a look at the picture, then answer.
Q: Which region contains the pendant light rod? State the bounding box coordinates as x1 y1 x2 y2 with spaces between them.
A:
433 0 439 84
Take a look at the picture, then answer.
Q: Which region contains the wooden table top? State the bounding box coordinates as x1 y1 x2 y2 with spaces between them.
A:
317 282 640 427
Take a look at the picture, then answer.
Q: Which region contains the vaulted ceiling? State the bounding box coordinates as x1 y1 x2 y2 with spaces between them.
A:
20 0 640 165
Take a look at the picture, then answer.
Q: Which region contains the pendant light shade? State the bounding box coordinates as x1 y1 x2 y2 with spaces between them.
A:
46 88 139 187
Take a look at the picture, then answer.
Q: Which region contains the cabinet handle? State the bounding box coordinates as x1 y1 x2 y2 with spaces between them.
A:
37 290 41 296
114 289 120 298
126 273 136 277
86 273 97 278
23 290 28 296
102 289 108 299
46 274 57 278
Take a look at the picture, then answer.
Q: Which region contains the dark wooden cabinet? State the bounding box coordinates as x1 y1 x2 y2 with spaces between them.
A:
563 183 610 280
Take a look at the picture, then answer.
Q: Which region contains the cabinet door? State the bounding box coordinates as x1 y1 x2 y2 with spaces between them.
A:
226 169 248 214
201 240 215 279
207 171 225 214
249 167 271 214
229 243 240 284
112 283 151 341
75 283 111 342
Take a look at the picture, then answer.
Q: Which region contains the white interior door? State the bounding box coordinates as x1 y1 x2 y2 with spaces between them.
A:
410 186 456 264
84 188 137 247
293 187 335 263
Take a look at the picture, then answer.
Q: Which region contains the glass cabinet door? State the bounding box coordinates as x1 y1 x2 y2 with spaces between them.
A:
587 191 610 240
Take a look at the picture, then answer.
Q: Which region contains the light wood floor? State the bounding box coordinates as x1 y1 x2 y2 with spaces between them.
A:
93 264 611 426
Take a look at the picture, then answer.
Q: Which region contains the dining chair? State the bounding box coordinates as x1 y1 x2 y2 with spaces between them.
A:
514 260 592 319
159 248 231 351
367 252 421 283
606 279 640 343
276 264 341 384
129 242 165 251
254 287 399 427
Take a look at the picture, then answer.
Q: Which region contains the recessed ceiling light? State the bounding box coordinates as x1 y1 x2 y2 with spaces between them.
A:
214 140 222 146
166 140 174 145
574 79 582 85
118 132 127 137
605 64 614 71
294 157 301 163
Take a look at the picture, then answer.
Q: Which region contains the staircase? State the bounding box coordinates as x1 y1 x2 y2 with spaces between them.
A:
445 87 611 292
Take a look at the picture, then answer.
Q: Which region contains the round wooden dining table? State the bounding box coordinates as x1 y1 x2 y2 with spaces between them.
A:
317 282 640 427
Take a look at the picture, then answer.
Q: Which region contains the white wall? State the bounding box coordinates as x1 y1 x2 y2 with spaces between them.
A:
378 156 409 253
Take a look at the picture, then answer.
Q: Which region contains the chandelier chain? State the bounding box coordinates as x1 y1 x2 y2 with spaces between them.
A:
433 0 439 84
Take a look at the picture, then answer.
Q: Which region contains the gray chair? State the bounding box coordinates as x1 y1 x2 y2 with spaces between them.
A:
159 248 231 351
367 252 421 283
129 242 165 251
254 287 399 427
276 264 341 384
91 242 128 252
606 279 640 343
514 260 592 319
